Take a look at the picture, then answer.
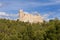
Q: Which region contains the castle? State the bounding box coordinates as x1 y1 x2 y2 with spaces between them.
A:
19 10 43 23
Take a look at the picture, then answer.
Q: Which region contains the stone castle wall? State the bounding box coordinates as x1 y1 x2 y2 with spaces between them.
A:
19 10 43 23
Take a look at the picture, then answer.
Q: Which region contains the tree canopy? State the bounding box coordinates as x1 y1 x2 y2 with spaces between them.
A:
0 18 60 40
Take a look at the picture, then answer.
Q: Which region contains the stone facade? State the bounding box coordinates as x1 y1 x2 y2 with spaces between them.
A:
19 10 43 23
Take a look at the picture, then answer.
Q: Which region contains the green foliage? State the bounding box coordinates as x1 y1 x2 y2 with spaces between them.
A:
0 18 60 40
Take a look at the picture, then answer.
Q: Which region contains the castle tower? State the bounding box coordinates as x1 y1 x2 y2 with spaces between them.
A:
19 9 25 21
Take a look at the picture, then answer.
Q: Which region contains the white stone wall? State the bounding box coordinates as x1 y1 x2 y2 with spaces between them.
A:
19 10 43 23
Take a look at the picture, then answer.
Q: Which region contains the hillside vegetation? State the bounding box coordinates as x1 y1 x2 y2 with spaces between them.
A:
0 18 60 40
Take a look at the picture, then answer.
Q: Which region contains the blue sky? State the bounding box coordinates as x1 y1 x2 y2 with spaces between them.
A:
0 0 60 20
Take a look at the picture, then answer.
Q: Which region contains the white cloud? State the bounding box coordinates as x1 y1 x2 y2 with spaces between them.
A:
0 12 5 15
0 12 18 16
0 12 18 20
42 13 50 21
42 10 60 21
42 12 52 18
42 12 56 21
24 12 29 14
